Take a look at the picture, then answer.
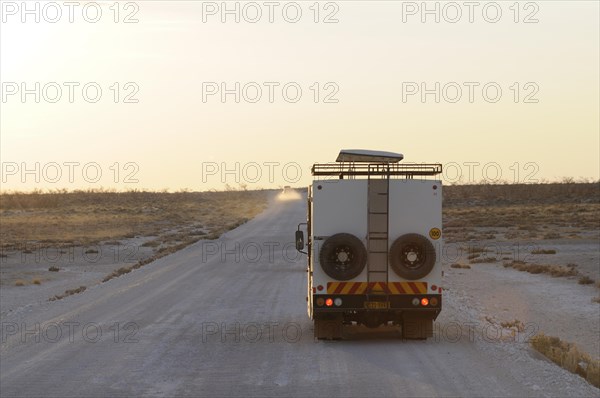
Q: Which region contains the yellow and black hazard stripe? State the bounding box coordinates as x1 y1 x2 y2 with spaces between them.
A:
327 282 428 295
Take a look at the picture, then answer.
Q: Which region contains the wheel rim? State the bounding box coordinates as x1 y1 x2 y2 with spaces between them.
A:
330 245 354 271
401 243 425 270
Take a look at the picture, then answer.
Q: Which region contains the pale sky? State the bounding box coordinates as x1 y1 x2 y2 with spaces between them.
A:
1 1 599 191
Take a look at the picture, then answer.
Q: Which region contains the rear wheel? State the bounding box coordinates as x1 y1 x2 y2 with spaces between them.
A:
314 315 343 340
401 314 433 340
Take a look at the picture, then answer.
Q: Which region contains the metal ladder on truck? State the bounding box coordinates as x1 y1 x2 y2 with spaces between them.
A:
366 163 390 295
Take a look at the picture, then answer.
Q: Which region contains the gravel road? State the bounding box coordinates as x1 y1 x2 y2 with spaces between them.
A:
1 195 597 397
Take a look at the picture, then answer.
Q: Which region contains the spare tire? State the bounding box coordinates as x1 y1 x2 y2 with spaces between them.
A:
389 233 436 280
319 233 367 281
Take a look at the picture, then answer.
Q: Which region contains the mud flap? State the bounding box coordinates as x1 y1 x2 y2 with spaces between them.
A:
402 314 433 340
314 315 343 340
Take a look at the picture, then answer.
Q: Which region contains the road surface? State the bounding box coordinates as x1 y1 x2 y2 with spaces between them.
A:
1 194 597 397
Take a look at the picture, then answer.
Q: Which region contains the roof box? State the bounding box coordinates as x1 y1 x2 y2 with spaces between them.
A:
336 149 404 163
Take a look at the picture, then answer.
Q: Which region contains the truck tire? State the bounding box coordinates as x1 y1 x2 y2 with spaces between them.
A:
389 233 436 280
319 233 367 281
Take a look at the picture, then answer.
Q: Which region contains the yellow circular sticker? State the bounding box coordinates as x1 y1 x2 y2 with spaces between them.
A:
429 228 441 240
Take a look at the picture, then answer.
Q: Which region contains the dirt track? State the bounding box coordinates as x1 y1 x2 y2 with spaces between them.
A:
1 195 598 397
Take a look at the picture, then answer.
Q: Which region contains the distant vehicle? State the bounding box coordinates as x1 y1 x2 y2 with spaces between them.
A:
295 149 443 339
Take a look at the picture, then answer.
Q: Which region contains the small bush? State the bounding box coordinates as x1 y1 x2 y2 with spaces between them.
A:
84 249 99 254
450 263 471 269
470 257 497 264
32 278 42 285
205 232 221 240
543 232 561 239
592 297 600 304
15 280 25 286
466 246 489 253
503 261 578 277
48 266 60 272
49 286 86 301
531 249 557 255
530 333 600 388
501 319 525 332
102 266 133 282
578 276 595 285
104 240 122 245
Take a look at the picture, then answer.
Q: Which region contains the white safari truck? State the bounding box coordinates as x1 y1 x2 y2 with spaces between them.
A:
295 150 443 339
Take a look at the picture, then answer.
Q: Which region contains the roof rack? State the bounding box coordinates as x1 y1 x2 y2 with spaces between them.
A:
311 162 442 178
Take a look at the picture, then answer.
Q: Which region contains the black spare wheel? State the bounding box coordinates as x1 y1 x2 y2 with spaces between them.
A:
389 233 436 280
319 233 367 280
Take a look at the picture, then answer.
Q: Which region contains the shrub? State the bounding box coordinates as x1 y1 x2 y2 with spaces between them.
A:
543 232 561 239
470 257 497 264
450 263 471 269
49 286 86 301
501 319 525 332
531 249 557 254
530 333 600 388
503 261 579 277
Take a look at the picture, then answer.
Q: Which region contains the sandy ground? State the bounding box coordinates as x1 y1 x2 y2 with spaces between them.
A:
444 238 600 361
0 237 160 316
1 193 598 397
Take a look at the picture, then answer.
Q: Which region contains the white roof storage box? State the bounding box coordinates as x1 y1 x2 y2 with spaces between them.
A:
336 149 404 163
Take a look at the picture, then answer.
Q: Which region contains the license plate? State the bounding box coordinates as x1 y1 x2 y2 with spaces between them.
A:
364 301 390 309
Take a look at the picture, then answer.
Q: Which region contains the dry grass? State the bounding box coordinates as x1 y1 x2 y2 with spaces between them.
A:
543 232 561 240
443 183 599 240
470 256 497 264
101 235 228 283
467 247 490 253
104 240 122 245
450 263 471 269
592 297 600 304
531 249 557 255
444 183 599 207
32 278 42 285
503 261 579 277
500 319 525 332
14 280 25 286
48 286 87 301
578 276 595 285
530 333 600 388
0 189 270 251
103 266 133 281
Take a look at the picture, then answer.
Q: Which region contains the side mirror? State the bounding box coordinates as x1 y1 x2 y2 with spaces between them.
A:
295 230 305 251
